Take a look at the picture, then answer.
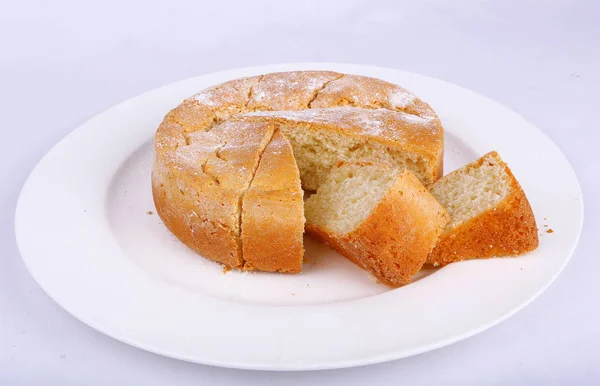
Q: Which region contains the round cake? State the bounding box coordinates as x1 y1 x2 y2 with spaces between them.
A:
152 71 444 274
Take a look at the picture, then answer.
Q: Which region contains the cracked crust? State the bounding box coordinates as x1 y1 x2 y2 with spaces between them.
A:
247 71 342 111
152 120 275 268
153 70 445 271
241 131 304 273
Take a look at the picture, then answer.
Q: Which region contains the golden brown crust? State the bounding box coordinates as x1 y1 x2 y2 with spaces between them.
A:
152 181 241 266
166 76 261 133
242 131 304 273
152 120 275 268
427 152 539 266
153 71 445 272
311 74 436 119
307 170 450 287
247 71 343 111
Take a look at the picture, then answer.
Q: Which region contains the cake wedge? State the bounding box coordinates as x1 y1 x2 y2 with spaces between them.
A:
241 130 305 273
305 163 450 287
427 151 539 266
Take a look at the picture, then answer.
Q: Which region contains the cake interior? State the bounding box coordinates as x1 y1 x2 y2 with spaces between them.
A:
276 123 428 192
429 153 511 230
304 163 398 235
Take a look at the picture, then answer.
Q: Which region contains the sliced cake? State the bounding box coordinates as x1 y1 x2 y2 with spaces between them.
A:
305 163 450 287
427 151 539 266
241 130 305 273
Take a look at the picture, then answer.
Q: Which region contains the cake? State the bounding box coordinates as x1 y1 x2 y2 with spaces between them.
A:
152 120 276 268
152 71 444 273
305 163 450 287
241 130 304 273
427 151 539 266
239 106 442 191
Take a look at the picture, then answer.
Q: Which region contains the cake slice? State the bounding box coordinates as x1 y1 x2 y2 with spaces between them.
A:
305 163 450 287
241 130 305 273
427 151 539 266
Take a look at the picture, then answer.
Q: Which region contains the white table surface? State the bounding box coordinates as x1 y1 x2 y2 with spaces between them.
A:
1 0 598 384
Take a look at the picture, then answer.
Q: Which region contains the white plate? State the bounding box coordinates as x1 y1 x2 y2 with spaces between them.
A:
15 63 583 371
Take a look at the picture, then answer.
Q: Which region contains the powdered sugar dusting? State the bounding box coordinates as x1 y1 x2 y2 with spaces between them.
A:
355 114 385 135
190 91 218 106
254 91 266 102
322 75 354 93
171 140 219 169
244 106 431 124
390 90 416 109
247 71 341 109
311 74 433 120
241 106 439 144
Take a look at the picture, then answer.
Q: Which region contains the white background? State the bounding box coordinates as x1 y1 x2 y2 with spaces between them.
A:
1 0 598 384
